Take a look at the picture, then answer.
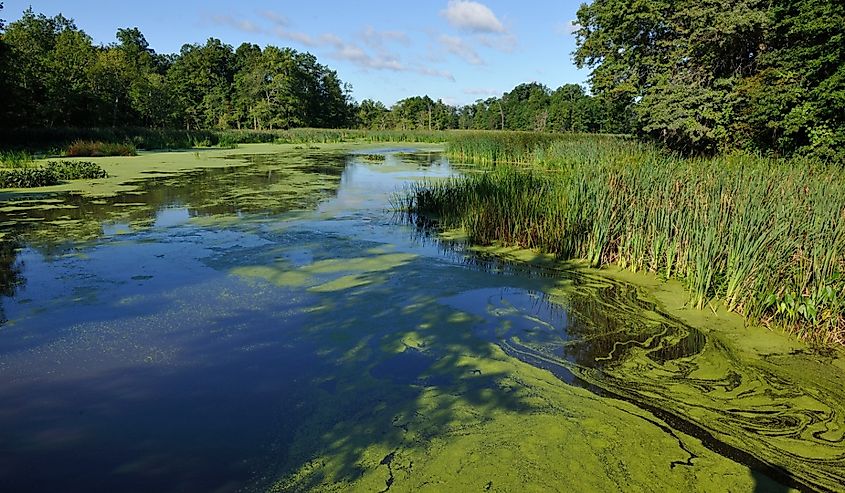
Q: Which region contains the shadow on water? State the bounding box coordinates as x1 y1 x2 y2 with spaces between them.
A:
0 241 534 492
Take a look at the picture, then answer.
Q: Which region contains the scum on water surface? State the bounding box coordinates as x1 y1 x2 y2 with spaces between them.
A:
0 144 841 492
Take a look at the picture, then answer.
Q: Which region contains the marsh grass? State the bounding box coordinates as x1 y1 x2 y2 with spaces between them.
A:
2 127 454 154
1 127 222 152
0 150 35 168
67 140 137 157
402 134 845 344
358 153 387 162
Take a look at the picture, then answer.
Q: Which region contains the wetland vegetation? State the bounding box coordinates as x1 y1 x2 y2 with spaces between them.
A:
404 134 845 344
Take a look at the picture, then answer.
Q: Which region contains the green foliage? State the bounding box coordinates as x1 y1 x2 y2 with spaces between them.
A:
66 141 136 157
0 6 627 143
0 159 107 188
403 133 845 343
450 85 629 134
46 160 108 179
0 8 354 132
575 0 845 161
0 127 221 152
0 167 59 188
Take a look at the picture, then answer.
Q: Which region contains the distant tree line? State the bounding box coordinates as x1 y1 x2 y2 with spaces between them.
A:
0 8 356 130
575 0 845 160
356 83 632 134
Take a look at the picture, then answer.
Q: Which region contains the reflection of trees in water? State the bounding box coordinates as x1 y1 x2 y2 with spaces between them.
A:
427 236 709 370
393 152 444 166
535 282 707 369
0 240 25 325
0 152 352 253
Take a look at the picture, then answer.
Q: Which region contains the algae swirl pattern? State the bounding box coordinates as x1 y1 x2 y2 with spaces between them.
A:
442 275 845 492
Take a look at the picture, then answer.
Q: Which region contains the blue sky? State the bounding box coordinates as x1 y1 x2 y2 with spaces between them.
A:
5 1 588 106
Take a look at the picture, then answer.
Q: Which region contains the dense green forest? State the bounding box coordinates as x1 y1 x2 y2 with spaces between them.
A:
575 0 845 161
356 82 630 134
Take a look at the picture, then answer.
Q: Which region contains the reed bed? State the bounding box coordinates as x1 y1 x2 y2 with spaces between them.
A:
66 140 137 157
446 131 624 166
402 135 845 344
0 127 221 152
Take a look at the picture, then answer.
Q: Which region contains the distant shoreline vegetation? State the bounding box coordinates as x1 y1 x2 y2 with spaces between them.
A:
0 6 628 152
1 3 840 162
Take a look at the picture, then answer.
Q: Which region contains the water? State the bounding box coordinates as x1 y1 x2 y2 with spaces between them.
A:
0 148 842 492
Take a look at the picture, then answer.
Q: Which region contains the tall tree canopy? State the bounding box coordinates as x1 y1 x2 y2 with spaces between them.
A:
575 0 845 160
0 8 355 131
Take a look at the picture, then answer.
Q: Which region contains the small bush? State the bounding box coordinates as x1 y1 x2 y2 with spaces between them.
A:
66 140 137 157
46 160 108 180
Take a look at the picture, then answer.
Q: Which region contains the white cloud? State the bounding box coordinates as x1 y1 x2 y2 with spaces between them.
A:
208 12 453 80
441 0 506 34
272 27 318 46
210 15 263 34
477 33 517 52
438 34 483 65
259 11 288 27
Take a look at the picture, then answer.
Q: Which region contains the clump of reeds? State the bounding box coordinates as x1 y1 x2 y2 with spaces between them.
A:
358 153 387 162
404 135 845 344
0 150 35 168
66 140 137 157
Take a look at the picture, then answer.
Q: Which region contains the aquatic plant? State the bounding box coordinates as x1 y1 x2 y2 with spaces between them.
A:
358 153 387 162
0 160 108 188
402 134 845 344
0 167 60 188
46 160 108 180
66 140 137 157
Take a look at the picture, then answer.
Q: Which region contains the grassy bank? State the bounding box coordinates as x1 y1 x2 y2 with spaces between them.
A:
0 127 454 154
401 134 845 344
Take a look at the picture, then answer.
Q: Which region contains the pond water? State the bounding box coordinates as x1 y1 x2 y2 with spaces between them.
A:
0 147 842 492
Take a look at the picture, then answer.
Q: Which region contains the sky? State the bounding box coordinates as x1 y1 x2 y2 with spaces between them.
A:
4 1 589 106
